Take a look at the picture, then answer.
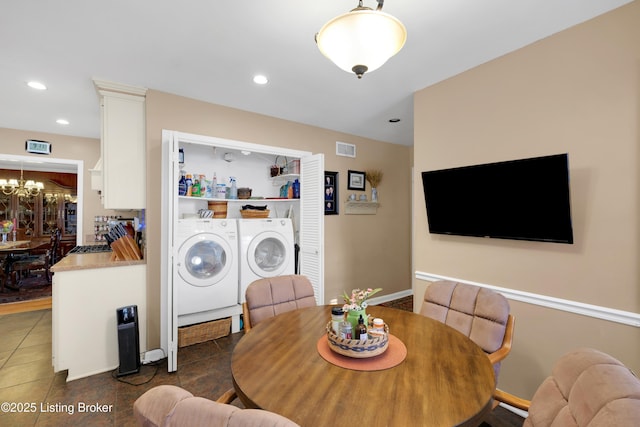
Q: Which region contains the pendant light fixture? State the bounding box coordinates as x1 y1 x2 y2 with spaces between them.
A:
315 0 407 79
0 166 44 197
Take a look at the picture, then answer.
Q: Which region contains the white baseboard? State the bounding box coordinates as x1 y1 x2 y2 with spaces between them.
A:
369 289 413 306
499 402 529 419
415 271 640 328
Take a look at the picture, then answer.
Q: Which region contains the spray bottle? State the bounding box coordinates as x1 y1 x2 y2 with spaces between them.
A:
230 177 238 199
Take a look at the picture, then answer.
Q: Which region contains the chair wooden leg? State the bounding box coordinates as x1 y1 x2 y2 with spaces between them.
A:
216 388 238 404
7 270 19 290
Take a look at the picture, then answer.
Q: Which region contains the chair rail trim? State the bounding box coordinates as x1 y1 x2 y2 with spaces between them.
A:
415 271 640 328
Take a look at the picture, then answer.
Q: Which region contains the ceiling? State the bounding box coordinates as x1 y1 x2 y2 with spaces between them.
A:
0 0 631 147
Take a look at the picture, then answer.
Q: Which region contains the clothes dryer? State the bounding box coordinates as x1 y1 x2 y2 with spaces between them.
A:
238 218 295 303
174 219 239 317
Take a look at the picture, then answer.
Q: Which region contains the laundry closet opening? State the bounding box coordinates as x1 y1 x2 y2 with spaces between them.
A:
160 130 324 372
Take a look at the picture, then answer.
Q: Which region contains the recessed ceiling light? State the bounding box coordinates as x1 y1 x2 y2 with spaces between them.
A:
253 75 268 85
27 81 47 90
389 118 401 123
56 119 70 125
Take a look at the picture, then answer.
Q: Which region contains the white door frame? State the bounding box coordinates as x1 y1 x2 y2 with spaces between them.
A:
0 153 83 246
161 130 322 372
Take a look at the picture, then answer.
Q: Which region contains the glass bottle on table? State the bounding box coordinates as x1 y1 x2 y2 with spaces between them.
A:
339 320 352 339
331 307 344 334
354 315 368 340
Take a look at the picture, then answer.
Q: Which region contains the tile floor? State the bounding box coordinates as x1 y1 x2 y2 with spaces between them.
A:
0 309 242 426
0 305 523 427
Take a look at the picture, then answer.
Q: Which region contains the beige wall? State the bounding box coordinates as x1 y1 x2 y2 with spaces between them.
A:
0 127 113 244
413 1 640 398
145 91 412 346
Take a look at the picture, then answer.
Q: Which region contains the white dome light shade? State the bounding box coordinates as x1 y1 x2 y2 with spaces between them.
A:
316 8 406 78
27 81 47 90
253 75 268 85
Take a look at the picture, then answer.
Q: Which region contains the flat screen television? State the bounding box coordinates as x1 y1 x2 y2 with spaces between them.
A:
421 153 574 244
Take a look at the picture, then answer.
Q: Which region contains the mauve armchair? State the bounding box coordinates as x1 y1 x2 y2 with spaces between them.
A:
134 385 300 427
242 274 316 332
420 280 514 382
493 347 640 426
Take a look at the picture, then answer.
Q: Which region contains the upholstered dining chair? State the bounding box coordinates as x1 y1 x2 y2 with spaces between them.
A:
492 347 640 426
8 228 61 288
419 280 514 382
242 274 316 332
134 384 300 427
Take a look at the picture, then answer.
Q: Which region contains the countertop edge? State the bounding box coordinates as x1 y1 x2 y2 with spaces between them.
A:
51 252 146 272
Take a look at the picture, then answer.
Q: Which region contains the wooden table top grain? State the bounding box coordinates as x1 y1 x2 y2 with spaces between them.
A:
231 305 495 427
0 240 31 252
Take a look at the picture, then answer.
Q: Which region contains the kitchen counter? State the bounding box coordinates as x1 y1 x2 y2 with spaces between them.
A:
52 253 147 381
51 251 145 272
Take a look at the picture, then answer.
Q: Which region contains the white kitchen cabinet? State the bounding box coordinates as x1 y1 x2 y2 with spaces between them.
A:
93 80 147 210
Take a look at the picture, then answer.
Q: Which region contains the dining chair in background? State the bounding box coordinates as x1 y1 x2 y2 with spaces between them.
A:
242 274 316 332
492 347 640 426
8 228 61 288
419 280 514 382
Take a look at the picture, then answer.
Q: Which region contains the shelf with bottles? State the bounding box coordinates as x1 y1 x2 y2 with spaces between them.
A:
93 215 124 242
178 196 299 203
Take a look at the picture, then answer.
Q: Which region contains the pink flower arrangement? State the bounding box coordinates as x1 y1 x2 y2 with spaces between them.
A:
342 287 382 312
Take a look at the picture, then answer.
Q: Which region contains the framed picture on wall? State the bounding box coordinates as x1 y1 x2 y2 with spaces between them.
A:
325 171 338 215
347 170 366 191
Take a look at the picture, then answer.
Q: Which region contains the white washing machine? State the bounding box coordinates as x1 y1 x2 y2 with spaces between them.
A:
174 219 239 317
238 218 295 302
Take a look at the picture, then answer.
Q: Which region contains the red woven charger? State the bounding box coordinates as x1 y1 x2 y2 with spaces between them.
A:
316 334 407 371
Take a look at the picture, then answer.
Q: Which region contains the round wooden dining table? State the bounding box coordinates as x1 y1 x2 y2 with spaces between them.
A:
231 305 495 427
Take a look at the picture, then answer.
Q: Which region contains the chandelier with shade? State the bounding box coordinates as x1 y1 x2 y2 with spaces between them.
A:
0 167 45 197
315 0 407 79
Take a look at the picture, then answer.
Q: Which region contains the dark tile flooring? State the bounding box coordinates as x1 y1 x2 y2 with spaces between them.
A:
0 304 524 426
0 309 243 426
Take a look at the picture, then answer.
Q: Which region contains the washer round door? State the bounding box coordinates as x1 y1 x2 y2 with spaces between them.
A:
247 231 290 277
177 233 234 287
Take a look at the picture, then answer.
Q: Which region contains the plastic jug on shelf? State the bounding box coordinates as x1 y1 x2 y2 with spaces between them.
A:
178 174 187 196
229 177 238 199
292 179 300 199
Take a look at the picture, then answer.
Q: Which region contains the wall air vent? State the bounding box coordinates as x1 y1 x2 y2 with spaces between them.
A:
336 141 356 158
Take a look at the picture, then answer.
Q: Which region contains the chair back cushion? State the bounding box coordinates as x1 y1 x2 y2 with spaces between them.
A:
134 385 299 427
245 275 316 328
525 348 640 427
420 280 510 355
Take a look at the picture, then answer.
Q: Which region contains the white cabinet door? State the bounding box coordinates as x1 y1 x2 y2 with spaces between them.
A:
300 153 324 305
95 80 147 210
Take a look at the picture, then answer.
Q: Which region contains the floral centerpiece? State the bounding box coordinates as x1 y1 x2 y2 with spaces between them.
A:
342 287 382 330
0 220 14 243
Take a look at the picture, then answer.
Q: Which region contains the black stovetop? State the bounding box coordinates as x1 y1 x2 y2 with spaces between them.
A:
68 244 112 254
